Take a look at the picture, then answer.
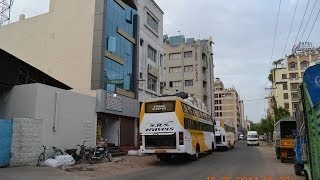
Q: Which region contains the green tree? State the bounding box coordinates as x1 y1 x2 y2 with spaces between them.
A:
268 69 273 82
274 106 290 123
272 58 284 68
260 115 274 135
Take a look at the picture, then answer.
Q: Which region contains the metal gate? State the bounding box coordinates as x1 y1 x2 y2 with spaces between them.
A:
0 119 12 167
120 117 135 147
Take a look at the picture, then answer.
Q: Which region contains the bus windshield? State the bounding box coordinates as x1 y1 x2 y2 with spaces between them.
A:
145 101 175 113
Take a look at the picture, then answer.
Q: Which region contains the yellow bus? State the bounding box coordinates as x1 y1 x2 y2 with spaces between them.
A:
139 96 215 161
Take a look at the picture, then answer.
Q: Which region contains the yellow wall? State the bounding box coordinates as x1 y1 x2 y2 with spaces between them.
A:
0 0 96 96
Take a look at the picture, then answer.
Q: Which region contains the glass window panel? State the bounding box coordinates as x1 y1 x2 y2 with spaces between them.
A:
148 45 157 62
147 13 158 33
184 51 192 58
184 65 193 72
185 80 193 86
107 36 117 52
169 53 181 59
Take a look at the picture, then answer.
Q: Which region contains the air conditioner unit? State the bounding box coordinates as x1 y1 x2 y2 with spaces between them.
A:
160 82 166 87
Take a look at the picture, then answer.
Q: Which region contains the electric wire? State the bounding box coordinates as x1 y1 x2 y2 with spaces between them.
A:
300 0 319 42
271 0 282 61
266 0 282 110
306 3 320 41
282 0 300 57
294 0 311 45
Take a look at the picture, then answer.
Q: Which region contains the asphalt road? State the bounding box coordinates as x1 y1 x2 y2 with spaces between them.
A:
98 141 304 180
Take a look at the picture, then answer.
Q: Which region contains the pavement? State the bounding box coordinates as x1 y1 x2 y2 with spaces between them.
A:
0 141 305 180
97 141 304 180
0 166 86 180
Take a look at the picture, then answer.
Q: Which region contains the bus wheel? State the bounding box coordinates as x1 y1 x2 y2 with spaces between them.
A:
294 163 302 176
192 145 200 161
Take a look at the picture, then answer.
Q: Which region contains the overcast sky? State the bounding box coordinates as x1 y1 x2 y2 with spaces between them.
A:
8 0 320 122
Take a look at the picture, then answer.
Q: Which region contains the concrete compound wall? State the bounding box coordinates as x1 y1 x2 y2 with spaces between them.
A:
0 83 97 166
10 118 42 166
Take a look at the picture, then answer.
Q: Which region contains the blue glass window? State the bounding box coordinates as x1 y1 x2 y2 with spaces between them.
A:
104 0 137 93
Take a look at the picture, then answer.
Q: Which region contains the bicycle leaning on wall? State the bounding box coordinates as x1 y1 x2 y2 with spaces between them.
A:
37 146 63 166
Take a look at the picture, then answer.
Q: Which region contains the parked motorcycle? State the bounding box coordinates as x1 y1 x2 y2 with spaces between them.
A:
87 138 112 164
65 141 94 162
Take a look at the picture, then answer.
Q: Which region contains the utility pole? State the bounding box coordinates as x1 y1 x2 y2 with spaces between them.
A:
0 0 14 25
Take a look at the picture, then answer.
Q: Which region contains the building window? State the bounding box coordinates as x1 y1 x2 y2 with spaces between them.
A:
184 65 193 72
169 53 181 60
184 51 192 58
292 102 298 110
291 92 299 100
107 36 117 52
160 54 163 67
140 38 144 46
148 45 157 62
284 93 288 99
139 72 143 79
203 81 207 88
185 80 193 86
214 94 218 98
282 74 287 79
147 13 158 33
147 74 157 91
300 61 309 70
169 66 182 73
284 103 289 109
289 73 298 80
283 83 288 90
301 72 304 78
289 62 297 70
169 81 182 87
290 83 299 91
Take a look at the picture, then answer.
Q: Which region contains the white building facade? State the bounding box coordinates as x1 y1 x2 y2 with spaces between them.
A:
137 0 164 101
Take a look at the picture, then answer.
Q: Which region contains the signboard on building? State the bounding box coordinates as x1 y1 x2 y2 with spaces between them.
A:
292 42 320 53
195 48 199 81
106 92 123 112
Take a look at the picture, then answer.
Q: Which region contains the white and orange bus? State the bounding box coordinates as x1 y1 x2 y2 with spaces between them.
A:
139 96 215 161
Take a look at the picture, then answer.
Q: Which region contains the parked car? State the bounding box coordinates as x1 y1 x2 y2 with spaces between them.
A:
247 131 259 146
239 134 244 140
259 135 265 141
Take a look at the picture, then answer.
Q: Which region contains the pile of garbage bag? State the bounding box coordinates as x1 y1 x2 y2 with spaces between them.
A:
42 155 75 167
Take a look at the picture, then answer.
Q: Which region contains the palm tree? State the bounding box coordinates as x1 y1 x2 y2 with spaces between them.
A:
272 58 284 69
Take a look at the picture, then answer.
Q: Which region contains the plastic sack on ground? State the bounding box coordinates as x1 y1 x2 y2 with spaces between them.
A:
55 155 75 166
43 159 60 168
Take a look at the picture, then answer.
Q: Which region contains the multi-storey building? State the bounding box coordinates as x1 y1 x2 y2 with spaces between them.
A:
214 78 241 134
162 35 215 115
137 0 164 101
0 0 144 147
271 49 320 115
239 100 246 132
